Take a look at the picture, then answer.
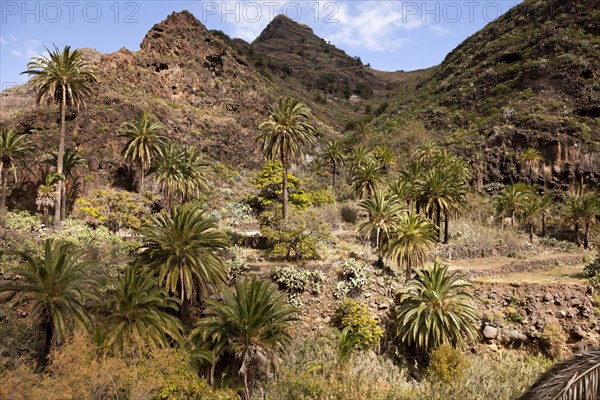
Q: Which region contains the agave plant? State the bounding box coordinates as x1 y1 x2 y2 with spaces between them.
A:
518 348 600 400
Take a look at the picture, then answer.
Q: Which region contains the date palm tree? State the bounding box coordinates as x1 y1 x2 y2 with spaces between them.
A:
101 266 184 356
0 128 31 226
346 146 372 174
22 45 97 225
395 260 479 355
372 145 397 172
49 148 85 220
518 148 543 185
493 182 532 228
137 204 228 321
36 174 58 226
120 111 166 193
358 190 403 267
191 278 296 399
580 192 600 249
321 139 345 194
385 212 437 279
352 161 385 199
258 97 316 220
0 239 97 358
564 195 586 247
524 195 544 243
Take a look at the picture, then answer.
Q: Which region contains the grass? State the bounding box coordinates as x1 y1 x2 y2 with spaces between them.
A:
475 263 587 284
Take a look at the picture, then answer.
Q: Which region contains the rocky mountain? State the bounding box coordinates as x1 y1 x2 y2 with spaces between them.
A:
376 0 600 191
1 0 599 195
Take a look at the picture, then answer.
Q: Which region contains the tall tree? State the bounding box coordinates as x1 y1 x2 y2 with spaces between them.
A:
358 190 403 267
0 128 31 226
564 195 586 247
0 240 97 358
22 45 97 225
580 192 600 249
120 111 166 193
321 139 345 194
524 195 544 243
518 148 543 185
137 204 228 321
395 260 479 355
385 212 437 279
258 97 316 220
101 266 184 356
191 278 296 399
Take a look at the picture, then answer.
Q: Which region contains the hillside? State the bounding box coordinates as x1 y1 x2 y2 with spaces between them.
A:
376 0 600 190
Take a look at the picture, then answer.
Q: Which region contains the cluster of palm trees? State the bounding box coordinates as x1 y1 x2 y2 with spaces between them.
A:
0 203 296 399
354 142 471 275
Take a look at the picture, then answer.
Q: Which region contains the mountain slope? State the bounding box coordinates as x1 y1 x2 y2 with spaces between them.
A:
376 0 600 189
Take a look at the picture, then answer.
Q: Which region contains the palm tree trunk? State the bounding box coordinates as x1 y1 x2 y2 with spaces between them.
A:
436 206 441 242
281 147 289 220
43 317 53 360
584 220 590 250
511 212 515 228
575 222 581 246
541 213 547 236
55 88 66 226
444 209 449 244
60 180 66 220
376 228 383 267
529 221 534 243
0 167 8 227
43 206 49 226
140 161 145 193
332 163 336 195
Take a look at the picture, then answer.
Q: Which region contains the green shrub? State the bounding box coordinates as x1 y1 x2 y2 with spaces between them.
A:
4 211 41 232
72 188 152 231
584 258 600 288
426 344 469 385
539 323 569 360
334 298 383 349
335 258 367 299
272 267 324 297
504 307 523 324
225 245 247 284
261 208 331 261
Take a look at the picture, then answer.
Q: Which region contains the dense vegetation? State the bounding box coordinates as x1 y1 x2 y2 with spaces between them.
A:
1 15 599 398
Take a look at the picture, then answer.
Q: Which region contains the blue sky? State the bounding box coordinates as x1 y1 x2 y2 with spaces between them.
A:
1 1 522 90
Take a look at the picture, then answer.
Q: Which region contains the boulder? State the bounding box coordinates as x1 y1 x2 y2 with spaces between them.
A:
507 330 528 343
483 325 498 340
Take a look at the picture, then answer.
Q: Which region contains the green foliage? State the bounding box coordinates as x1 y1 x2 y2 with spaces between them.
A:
583 258 600 288
225 245 248 284
334 298 383 349
272 266 325 307
395 261 479 354
73 188 152 231
261 208 332 261
3 211 41 232
426 344 469 385
504 306 523 324
539 323 568 360
335 258 367 299
250 161 334 212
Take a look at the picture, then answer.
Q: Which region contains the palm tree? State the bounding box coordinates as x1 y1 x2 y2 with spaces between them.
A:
49 148 84 220
518 347 600 400
524 195 544 243
414 141 441 166
415 169 454 242
358 190 403 266
22 45 97 225
395 260 479 355
179 145 209 203
321 139 345 194
564 195 586 247
352 161 385 199
389 178 415 209
191 278 296 399
538 193 553 237
493 182 532 228
0 239 97 358
580 192 600 249
101 266 184 356
351 118 373 144
518 148 543 185
372 145 397 172
0 128 31 226
120 111 166 193
258 97 316 220
385 212 437 279
346 146 372 174
137 204 228 321
36 174 58 226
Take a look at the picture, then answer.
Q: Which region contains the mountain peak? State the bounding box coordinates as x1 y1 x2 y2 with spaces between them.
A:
140 10 211 54
253 14 315 45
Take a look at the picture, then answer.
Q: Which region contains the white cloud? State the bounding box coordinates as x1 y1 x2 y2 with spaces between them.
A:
429 25 451 36
0 37 6 45
322 1 421 52
10 40 44 59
